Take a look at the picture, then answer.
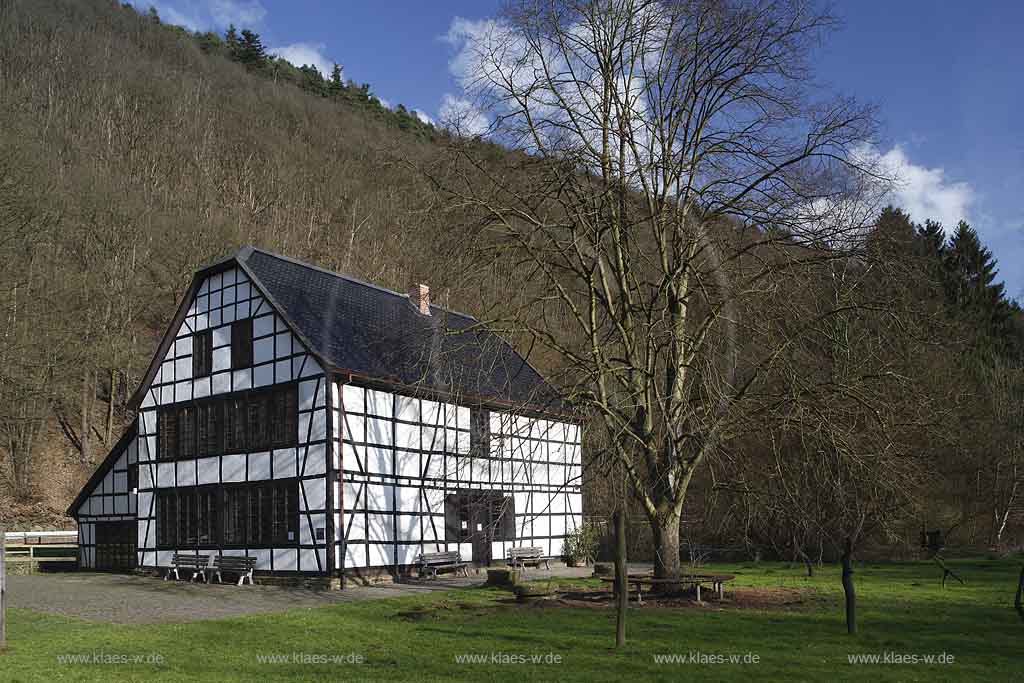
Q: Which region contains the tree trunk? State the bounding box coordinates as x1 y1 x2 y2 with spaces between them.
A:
1014 564 1023 622
841 538 856 635
106 367 117 444
80 371 91 464
651 513 681 581
613 509 627 648
1 526 6 650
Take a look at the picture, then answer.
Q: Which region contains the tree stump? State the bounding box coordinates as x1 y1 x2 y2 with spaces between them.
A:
485 568 521 587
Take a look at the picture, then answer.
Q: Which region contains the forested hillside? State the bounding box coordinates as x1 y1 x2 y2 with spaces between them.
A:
0 0 471 525
0 0 1021 561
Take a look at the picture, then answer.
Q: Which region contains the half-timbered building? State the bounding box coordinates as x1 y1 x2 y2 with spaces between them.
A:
68 247 583 582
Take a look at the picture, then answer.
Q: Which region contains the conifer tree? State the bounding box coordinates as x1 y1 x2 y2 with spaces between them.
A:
329 63 344 96
224 23 239 57
236 29 267 69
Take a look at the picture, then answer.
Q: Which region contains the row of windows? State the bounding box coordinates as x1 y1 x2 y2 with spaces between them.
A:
155 480 299 549
193 319 252 377
157 384 298 461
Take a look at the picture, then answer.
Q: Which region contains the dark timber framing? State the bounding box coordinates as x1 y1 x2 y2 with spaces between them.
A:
71 247 582 583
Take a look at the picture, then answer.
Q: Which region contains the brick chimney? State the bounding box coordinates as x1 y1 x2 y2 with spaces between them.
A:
410 283 431 315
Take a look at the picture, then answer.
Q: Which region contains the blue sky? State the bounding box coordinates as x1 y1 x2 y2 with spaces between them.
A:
141 0 1023 300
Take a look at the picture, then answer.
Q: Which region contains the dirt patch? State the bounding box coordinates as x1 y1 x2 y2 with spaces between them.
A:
516 586 824 612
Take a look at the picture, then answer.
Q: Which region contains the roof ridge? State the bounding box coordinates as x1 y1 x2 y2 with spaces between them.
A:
239 246 478 321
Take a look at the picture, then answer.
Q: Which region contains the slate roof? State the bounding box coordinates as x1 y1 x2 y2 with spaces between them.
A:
128 247 565 417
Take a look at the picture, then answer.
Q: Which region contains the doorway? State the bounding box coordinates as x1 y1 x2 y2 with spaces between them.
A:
445 490 515 565
94 521 136 572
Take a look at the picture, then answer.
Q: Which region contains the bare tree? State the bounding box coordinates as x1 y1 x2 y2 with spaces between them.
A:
427 0 883 580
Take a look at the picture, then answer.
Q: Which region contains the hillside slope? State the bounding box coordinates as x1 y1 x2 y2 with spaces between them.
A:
0 0 474 522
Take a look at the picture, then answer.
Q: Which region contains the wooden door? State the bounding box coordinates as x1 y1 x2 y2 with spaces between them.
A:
94 521 136 572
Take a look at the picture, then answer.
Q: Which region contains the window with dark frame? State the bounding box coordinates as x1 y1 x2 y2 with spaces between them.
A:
247 391 271 451
231 320 253 369
272 387 297 448
223 395 246 453
158 409 178 461
127 464 138 492
196 401 219 457
155 479 299 549
222 487 246 545
179 406 196 459
193 329 213 377
156 385 299 461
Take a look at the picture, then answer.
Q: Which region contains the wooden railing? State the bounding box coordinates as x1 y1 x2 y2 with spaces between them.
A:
3 530 78 573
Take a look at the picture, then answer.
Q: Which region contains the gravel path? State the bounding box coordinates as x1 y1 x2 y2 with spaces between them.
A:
7 566 596 625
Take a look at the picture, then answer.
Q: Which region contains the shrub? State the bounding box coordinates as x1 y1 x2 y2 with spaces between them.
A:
563 520 602 565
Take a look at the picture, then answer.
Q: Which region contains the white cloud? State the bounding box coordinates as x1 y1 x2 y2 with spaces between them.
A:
131 1 265 30
130 1 202 30
438 94 489 137
268 42 333 78
413 109 434 126
375 97 392 110
210 0 267 27
853 143 974 231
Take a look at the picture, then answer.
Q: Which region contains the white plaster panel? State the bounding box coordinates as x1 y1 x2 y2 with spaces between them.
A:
366 543 393 567
221 453 246 482
274 360 292 384
343 414 365 443
364 446 392 475
212 347 231 372
176 461 196 487
345 543 367 569
274 448 297 479
156 462 175 488
396 543 420 565
367 389 393 417
366 515 396 543
253 363 274 388
298 380 318 411
364 484 394 512
395 395 419 422
248 451 271 481
197 457 219 485
395 451 420 479
395 485 420 512
301 444 326 476
302 477 327 511
299 548 317 573
342 384 365 411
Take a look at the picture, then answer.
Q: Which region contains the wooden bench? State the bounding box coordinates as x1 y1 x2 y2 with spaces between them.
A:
416 551 470 579
164 553 211 583
683 573 735 601
212 555 257 586
602 573 735 604
507 546 550 571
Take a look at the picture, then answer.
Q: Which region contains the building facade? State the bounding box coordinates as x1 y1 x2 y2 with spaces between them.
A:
69 247 582 581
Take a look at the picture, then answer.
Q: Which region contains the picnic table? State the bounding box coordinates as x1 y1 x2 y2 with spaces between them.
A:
601 572 735 604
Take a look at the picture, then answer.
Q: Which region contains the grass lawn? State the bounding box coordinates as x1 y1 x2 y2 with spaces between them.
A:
1 558 1021 681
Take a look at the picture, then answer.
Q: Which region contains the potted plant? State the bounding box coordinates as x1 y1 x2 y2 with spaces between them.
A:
563 520 601 567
